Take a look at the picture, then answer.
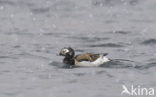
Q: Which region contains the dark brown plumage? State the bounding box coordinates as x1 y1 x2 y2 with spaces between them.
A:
75 53 100 62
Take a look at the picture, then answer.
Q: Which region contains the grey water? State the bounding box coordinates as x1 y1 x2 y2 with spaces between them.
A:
0 0 156 97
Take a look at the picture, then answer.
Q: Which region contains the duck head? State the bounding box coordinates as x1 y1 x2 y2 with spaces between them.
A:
59 47 75 58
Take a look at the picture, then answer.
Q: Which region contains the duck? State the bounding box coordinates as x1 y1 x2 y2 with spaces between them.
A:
59 47 110 67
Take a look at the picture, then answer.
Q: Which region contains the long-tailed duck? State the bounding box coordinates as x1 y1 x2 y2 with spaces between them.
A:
59 47 110 67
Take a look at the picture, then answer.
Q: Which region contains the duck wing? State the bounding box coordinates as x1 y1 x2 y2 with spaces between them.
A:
75 53 100 62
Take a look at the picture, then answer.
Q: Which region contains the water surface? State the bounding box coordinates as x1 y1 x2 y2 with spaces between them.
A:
0 0 156 97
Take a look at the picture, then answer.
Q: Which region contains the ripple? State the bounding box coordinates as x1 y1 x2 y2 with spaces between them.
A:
0 62 6 64
49 60 155 70
50 59 137 69
0 0 15 6
43 32 70 37
5 31 34 36
49 61 79 69
18 52 50 60
113 31 131 35
69 36 109 42
67 79 77 83
146 62 156 68
92 0 140 7
0 56 17 59
135 62 156 70
43 33 62 37
95 70 106 74
13 45 21 48
141 39 156 45
132 19 155 23
38 74 53 79
73 73 85 76
31 7 50 14
100 59 137 68
52 1 76 11
102 59 156 70
88 43 124 48
43 33 55 36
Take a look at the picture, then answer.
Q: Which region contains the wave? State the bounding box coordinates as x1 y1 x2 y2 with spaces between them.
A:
141 39 156 45
88 43 124 48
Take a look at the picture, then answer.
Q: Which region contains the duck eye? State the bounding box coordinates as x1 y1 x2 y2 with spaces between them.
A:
68 51 73 56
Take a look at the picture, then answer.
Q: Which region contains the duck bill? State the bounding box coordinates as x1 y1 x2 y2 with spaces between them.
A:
59 52 64 56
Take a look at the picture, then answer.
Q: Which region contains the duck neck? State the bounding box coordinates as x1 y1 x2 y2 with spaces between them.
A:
63 56 75 65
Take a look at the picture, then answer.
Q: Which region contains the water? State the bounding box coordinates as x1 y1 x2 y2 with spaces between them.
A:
0 0 156 97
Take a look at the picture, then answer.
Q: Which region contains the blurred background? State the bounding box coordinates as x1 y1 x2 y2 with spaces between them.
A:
0 0 156 97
